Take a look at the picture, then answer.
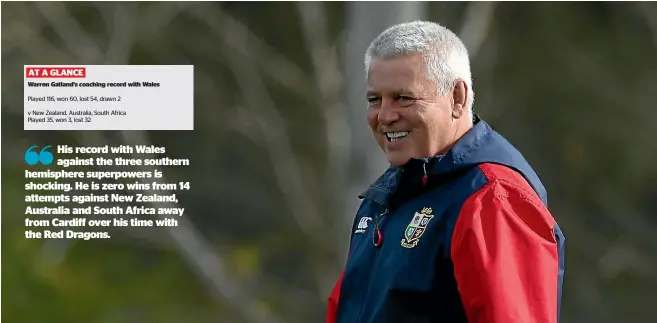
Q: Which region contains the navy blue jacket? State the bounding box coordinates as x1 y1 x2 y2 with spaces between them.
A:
327 117 565 323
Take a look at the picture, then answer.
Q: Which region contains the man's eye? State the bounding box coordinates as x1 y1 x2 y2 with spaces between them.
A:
367 97 381 103
398 96 413 101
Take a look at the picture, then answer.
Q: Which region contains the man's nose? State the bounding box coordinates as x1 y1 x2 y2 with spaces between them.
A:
378 101 399 125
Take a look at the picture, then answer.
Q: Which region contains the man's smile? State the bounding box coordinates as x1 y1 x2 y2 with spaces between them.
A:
385 131 410 142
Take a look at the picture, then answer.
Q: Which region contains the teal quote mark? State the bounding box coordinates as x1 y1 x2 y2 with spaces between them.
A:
25 145 54 165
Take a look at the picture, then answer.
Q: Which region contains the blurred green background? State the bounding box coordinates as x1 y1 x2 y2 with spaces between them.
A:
3 1 657 323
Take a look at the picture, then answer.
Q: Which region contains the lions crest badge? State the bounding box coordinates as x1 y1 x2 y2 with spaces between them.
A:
401 207 434 248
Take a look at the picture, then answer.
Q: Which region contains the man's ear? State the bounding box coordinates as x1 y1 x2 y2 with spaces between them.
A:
451 80 468 119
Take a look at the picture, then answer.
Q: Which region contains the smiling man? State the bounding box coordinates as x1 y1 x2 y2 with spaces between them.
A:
326 21 565 323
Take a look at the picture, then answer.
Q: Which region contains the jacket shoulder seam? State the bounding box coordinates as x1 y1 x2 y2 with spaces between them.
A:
476 163 542 205
484 178 543 209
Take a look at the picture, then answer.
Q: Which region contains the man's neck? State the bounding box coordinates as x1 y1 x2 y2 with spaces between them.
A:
438 118 473 155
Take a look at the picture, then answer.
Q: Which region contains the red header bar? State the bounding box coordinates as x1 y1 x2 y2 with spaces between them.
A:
26 67 86 78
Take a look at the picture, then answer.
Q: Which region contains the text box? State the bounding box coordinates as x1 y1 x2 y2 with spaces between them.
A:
24 65 194 130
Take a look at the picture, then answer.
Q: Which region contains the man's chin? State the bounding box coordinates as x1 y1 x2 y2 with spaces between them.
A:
386 152 411 167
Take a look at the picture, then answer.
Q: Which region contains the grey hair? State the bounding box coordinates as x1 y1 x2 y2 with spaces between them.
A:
364 20 474 114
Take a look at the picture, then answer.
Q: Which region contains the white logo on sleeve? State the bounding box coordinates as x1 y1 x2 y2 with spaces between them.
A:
354 217 372 234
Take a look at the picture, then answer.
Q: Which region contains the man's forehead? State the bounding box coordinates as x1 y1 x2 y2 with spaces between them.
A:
367 57 432 94
366 80 428 96
366 87 418 96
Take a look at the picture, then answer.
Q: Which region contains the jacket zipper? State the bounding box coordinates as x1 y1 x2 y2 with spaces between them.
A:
354 208 389 323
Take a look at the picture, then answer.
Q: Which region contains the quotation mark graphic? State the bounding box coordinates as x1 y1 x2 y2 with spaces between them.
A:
25 145 54 165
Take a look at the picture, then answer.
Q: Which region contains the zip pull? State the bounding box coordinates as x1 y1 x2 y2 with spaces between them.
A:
372 209 388 248
422 162 428 186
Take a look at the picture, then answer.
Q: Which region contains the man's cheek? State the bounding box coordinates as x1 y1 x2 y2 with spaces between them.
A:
373 134 385 150
366 111 378 126
406 135 420 155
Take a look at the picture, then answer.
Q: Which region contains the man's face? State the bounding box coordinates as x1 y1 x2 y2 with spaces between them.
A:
366 54 455 167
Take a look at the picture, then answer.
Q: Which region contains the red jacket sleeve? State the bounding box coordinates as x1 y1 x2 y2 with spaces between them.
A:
326 269 345 323
451 177 559 323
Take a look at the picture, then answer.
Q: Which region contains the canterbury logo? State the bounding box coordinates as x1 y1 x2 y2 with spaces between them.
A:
354 217 372 234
